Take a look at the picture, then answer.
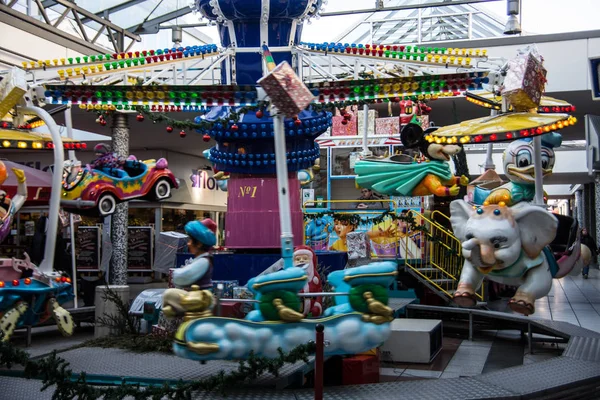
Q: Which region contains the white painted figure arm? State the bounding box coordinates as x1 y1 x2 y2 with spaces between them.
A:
10 168 27 212
173 256 210 287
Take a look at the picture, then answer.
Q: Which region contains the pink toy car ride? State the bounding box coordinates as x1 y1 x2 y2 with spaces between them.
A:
61 157 178 217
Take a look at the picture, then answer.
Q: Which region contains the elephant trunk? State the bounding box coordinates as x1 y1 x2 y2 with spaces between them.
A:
479 244 497 265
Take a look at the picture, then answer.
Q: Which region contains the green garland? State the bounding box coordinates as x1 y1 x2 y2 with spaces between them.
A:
304 210 458 257
303 209 414 228
0 340 316 399
90 94 431 134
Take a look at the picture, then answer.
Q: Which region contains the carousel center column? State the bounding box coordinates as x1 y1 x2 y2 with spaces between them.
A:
110 113 130 285
94 113 131 338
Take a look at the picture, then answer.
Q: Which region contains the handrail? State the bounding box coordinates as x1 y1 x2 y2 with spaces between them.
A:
302 198 398 210
404 209 484 301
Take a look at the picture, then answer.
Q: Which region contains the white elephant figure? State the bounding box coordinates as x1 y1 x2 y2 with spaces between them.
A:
449 200 581 316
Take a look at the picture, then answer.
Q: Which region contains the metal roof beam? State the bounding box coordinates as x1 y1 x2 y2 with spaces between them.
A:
0 3 106 54
44 0 140 40
128 7 193 35
7 0 141 52
320 0 501 17
81 0 147 24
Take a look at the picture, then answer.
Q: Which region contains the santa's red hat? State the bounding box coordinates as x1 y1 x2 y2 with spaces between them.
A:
294 245 318 270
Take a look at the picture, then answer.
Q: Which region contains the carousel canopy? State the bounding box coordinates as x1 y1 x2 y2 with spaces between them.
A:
0 160 52 206
465 91 575 114
426 113 576 145
0 129 83 151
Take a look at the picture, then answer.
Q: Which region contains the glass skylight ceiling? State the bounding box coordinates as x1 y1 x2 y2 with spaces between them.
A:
12 0 600 53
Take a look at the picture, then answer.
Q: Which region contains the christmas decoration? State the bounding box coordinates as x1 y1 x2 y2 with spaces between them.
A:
166 126 173 133
202 134 211 142
503 46 547 111
179 130 186 138
0 339 316 398
136 114 144 122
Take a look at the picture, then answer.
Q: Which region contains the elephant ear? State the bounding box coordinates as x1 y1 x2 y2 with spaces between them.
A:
513 205 558 258
449 200 473 242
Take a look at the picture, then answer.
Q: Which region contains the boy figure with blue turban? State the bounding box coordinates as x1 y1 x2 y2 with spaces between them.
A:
162 219 218 319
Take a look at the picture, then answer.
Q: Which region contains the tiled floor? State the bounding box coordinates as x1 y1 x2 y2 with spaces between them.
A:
382 269 600 382
533 268 600 332
489 268 600 333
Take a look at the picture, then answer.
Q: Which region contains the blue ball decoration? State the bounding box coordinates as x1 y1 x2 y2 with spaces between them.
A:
493 209 501 216
476 208 484 215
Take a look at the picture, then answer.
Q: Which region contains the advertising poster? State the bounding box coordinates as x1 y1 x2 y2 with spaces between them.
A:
76 226 101 270
128 227 154 270
304 210 423 260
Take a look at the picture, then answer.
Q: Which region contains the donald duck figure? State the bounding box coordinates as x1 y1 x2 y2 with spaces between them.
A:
479 132 562 206
162 219 218 319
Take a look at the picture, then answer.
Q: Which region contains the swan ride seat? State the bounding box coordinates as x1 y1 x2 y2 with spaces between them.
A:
540 214 579 278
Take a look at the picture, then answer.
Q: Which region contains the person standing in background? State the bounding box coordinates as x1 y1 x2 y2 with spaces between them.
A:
581 228 598 279
356 188 388 209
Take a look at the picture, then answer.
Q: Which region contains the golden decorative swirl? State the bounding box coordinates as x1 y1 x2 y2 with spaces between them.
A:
187 341 220 355
343 271 397 282
273 298 304 322
363 291 393 317
252 275 307 290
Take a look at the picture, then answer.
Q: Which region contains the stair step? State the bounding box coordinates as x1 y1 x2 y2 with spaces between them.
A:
415 267 438 273
431 279 455 285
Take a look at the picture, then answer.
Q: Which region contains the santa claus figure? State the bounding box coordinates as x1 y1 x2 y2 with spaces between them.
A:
293 245 323 317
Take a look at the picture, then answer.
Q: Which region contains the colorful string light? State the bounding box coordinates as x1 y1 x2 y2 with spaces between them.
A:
299 42 487 67
45 71 487 109
425 115 577 145
21 45 219 72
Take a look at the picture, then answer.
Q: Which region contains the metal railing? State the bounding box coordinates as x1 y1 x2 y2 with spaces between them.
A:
404 209 484 301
